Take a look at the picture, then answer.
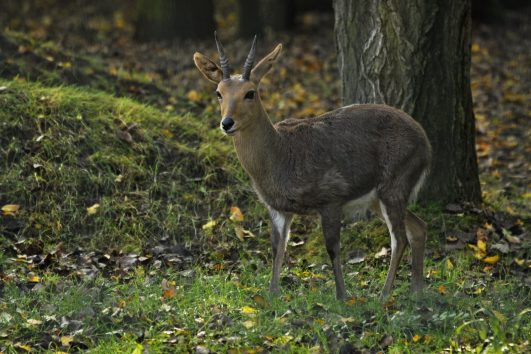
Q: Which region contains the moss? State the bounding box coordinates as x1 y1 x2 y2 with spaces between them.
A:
0 79 246 250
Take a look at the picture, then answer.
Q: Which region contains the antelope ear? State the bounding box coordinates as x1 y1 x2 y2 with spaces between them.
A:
250 44 282 84
193 52 223 84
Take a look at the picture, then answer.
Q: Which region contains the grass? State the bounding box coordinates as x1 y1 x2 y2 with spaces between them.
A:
1 48 530 351
0 78 258 251
1 252 529 352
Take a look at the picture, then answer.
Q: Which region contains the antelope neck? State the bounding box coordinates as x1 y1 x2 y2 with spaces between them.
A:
233 107 280 181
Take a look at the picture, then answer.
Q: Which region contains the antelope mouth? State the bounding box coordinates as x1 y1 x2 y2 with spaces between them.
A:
221 126 237 136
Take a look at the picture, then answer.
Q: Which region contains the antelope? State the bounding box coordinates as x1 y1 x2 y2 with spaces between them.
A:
193 34 432 300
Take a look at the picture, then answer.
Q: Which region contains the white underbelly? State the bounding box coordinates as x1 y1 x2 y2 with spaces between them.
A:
342 189 377 220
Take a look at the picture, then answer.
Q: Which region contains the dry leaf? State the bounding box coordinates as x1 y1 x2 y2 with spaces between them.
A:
60 335 74 347
230 206 244 222
482 254 500 265
243 320 255 329
161 279 176 299
241 306 257 315
412 334 422 343
1 204 20 216
438 284 447 295
86 203 100 215
28 274 41 283
202 219 216 230
446 258 454 271
375 247 388 258
252 294 269 307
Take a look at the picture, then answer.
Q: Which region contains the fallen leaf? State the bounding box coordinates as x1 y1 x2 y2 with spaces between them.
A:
482 254 500 265
86 203 100 215
243 320 255 329
1 204 20 216
162 279 176 299
28 274 41 283
514 258 525 266
446 258 454 271
230 206 244 222
273 335 293 345
14 343 32 352
412 334 422 343
26 318 43 325
477 239 487 253
241 306 257 315
252 294 269 307
438 284 447 295
60 335 74 347
375 247 388 258
202 219 216 230
235 225 255 241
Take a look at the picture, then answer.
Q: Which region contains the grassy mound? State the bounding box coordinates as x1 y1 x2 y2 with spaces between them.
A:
0 79 248 250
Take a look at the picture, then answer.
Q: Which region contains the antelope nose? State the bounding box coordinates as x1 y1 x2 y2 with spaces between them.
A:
221 117 234 131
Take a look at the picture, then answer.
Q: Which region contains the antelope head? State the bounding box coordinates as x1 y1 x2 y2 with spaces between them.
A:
193 33 282 136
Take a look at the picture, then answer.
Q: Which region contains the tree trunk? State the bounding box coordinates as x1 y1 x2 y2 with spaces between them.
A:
237 0 295 37
333 0 481 204
135 0 215 41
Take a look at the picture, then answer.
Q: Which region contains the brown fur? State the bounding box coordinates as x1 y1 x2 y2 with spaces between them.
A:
194 43 432 300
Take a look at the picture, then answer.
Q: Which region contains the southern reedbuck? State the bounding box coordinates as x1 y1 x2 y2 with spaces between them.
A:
193 34 432 300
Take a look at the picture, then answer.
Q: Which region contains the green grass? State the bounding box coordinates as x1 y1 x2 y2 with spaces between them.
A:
0 79 257 251
1 253 529 353
0 72 529 351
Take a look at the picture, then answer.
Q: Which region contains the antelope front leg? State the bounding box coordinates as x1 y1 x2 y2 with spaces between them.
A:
268 208 293 295
320 206 347 300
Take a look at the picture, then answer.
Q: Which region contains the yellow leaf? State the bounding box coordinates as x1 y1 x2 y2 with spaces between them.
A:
241 306 257 314
27 318 42 325
412 334 422 343
230 206 244 222
14 343 32 352
28 275 41 283
187 90 201 103
477 239 487 253
86 203 100 215
446 258 454 271
242 320 255 329
252 294 269 307
202 219 216 230
132 343 143 354
60 335 74 347
482 254 500 265
438 284 446 295
514 258 525 266
1 204 20 216
273 335 293 345
235 225 255 241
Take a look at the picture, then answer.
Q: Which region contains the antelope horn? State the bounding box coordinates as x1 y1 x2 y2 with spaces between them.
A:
242 35 257 81
214 31 231 80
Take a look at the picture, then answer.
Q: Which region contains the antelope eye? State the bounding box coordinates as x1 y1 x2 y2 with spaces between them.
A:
216 91 222 100
244 90 255 100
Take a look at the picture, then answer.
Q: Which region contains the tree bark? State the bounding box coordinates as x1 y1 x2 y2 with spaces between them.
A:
135 0 215 41
333 0 481 203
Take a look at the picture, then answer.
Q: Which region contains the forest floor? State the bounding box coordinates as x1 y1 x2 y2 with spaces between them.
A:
0 1 530 353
